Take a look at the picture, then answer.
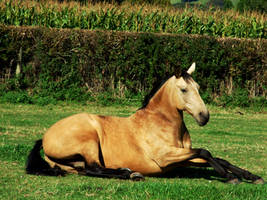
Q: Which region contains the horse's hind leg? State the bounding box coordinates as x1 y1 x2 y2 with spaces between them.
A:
44 155 79 174
78 162 144 181
214 158 264 184
80 141 144 181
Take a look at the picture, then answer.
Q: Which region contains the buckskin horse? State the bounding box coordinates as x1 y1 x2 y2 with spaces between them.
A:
26 63 264 184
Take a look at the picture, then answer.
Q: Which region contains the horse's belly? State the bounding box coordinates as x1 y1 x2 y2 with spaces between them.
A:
104 154 161 175
101 137 161 175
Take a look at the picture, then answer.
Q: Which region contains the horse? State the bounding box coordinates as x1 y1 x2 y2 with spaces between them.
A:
26 63 264 184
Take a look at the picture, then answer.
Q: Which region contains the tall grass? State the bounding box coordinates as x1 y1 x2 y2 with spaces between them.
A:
0 0 266 38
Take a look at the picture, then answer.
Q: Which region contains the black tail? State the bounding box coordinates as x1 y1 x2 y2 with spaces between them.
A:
26 139 66 176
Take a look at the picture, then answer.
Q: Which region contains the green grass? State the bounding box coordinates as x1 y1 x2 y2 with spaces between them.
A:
0 103 266 199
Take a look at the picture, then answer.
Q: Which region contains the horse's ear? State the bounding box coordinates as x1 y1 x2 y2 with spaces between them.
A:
187 62 196 75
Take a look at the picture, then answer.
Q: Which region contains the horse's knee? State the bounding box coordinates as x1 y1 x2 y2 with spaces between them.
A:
185 158 210 167
198 149 212 159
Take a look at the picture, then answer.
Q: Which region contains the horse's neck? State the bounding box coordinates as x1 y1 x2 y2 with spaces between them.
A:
144 77 180 122
132 77 184 142
131 77 190 149
132 85 185 149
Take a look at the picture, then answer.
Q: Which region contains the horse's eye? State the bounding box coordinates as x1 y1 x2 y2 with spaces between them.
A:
181 89 187 93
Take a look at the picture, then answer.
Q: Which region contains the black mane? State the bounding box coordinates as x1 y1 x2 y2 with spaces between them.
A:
139 71 192 110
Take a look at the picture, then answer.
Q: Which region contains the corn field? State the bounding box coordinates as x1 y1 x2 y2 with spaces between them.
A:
0 0 266 38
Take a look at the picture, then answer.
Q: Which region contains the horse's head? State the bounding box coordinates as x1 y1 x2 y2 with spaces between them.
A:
174 63 209 126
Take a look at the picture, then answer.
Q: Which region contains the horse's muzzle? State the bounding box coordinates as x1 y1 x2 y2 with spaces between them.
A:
197 111 209 126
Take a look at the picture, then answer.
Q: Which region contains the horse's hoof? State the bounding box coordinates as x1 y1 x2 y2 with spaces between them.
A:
253 178 265 184
130 172 145 181
119 168 132 173
227 178 240 184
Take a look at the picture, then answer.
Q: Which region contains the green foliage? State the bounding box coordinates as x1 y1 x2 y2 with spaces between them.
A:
172 0 244 10
0 26 266 107
32 96 58 106
0 91 32 104
237 0 267 13
217 88 250 107
206 0 234 9
128 0 171 5
0 90 58 105
217 89 267 108
62 0 171 6
0 0 266 39
200 89 213 104
223 0 234 9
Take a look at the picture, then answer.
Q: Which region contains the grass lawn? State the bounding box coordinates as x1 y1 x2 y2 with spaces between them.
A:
0 103 266 199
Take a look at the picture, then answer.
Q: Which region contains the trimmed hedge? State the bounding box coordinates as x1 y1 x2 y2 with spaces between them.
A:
0 25 266 105
237 0 267 13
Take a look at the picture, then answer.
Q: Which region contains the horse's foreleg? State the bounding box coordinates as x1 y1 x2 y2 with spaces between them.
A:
214 157 264 184
163 148 264 184
156 148 239 183
194 149 240 183
188 149 264 184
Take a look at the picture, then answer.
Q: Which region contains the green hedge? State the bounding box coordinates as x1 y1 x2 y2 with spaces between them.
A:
0 25 266 106
237 0 267 13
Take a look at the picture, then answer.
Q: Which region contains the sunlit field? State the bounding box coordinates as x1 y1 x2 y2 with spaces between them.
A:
0 103 266 199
